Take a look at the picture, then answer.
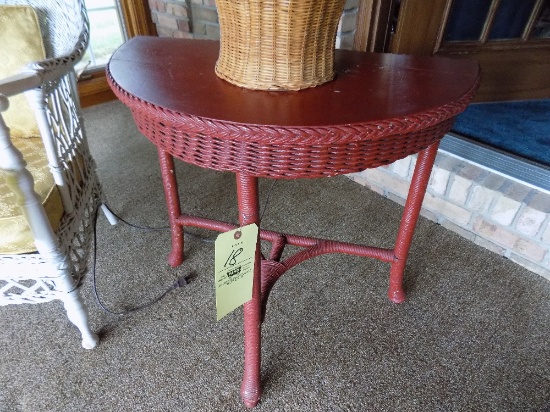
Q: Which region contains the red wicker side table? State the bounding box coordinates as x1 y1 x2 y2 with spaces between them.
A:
107 37 480 408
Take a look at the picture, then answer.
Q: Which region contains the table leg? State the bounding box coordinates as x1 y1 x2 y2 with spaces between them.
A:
388 142 440 303
158 148 184 267
236 173 263 408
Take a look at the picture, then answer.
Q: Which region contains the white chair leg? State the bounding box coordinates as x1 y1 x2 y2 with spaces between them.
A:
61 289 99 349
100 203 118 225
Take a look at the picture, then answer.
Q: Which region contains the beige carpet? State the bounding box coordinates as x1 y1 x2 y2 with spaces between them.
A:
1 100 549 412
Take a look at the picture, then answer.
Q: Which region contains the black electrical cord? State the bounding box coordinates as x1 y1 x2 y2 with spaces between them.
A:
100 203 216 243
91 180 277 315
92 205 220 315
260 179 277 222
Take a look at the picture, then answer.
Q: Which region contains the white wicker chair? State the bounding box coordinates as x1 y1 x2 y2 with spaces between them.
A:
0 0 113 349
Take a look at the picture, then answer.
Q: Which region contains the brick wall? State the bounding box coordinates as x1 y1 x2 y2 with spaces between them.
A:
148 0 360 49
348 153 550 280
148 0 192 38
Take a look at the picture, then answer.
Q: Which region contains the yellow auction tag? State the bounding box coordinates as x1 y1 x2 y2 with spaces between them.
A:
214 224 259 320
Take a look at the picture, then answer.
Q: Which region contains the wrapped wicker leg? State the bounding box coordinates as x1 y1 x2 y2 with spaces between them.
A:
215 0 347 91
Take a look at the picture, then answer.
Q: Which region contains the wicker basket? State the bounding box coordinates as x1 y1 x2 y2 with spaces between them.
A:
215 0 347 91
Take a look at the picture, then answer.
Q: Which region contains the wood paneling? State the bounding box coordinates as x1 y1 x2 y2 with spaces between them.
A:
78 70 116 108
119 0 157 38
443 47 550 102
354 0 396 52
389 0 550 101
390 0 449 55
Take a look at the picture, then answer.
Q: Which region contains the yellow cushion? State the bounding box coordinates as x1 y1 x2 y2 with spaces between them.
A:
0 6 63 254
0 138 63 254
0 5 46 139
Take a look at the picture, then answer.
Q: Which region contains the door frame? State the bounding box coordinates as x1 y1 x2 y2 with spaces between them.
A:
353 0 397 52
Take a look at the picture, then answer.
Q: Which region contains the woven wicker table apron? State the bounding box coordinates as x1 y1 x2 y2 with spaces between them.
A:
107 37 481 408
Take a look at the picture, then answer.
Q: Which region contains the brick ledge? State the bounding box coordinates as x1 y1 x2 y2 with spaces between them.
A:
347 150 550 281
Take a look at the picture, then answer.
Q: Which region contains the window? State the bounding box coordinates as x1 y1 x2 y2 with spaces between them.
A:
77 0 156 106
78 0 126 73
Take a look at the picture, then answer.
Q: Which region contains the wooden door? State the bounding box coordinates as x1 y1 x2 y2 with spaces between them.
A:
389 0 550 102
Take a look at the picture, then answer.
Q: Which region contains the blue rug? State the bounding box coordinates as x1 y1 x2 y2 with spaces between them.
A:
451 99 550 166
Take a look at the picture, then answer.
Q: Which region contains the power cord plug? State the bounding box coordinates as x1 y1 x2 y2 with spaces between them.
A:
175 275 189 288
91 206 203 316
92 179 278 315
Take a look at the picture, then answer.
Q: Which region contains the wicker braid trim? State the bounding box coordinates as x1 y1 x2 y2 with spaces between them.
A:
22 0 89 84
108 72 478 178
109 71 478 145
